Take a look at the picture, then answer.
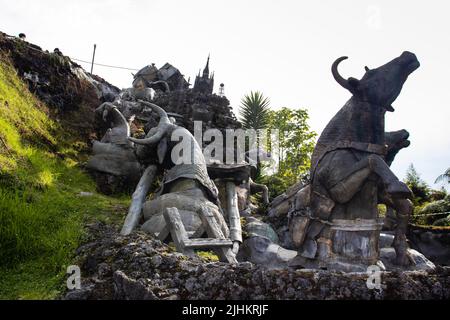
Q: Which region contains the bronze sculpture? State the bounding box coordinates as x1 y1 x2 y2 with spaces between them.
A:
293 52 420 271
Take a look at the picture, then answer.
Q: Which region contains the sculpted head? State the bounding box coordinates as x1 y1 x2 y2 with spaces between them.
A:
384 129 411 166
332 51 420 110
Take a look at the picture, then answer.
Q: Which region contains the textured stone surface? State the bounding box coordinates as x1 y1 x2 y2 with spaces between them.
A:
63 223 450 300
380 248 436 272
245 217 280 244
407 225 450 266
0 32 119 143
379 233 395 248
240 236 298 270
141 210 203 236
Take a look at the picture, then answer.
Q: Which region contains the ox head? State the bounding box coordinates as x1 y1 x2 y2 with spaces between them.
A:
384 129 410 166
332 51 420 110
128 100 176 164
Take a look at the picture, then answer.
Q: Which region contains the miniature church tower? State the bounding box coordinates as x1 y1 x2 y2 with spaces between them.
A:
193 55 214 94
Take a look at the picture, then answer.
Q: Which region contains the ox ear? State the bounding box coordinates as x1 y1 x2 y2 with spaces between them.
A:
347 77 360 91
157 137 168 164
365 66 370 72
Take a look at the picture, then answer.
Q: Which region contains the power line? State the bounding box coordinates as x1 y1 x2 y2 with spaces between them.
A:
6 35 140 72
71 58 139 71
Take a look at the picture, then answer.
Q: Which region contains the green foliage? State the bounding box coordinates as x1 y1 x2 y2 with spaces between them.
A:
430 187 448 202
0 56 128 299
404 164 431 206
432 215 450 227
413 196 450 225
259 174 290 201
238 91 270 130
420 198 450 214
0 58 57 168
260 107 316 199
378 204 387 217
196 251 219 262
435 167 450 185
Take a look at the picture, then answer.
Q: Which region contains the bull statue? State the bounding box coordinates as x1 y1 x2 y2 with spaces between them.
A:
291 52 420 271
121 101 240 263
86 102 142 194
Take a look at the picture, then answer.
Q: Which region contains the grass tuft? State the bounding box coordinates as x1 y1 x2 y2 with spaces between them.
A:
0 54 128 299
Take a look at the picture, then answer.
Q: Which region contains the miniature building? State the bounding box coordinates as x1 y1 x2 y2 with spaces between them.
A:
193 55 214 95
133 63 189 91
132 64 158 88
158 63 189 91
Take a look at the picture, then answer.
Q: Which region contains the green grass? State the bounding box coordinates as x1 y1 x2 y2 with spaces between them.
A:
196 251 220 262
0 55 128 299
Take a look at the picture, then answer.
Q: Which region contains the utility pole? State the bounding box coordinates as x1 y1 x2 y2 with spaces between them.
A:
90 44 97 74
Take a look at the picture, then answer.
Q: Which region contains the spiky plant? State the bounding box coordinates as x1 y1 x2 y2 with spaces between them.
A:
239 91 270 130
435 168 450 185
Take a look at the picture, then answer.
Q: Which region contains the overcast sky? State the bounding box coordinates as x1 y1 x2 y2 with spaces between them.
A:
1 0 449 189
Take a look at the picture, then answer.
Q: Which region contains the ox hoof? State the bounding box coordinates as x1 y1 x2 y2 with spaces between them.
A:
394 253 411 267
393 235 411 267
387 181 413 199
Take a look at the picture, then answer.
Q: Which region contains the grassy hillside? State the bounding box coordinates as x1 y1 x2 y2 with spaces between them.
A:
0 55 127 299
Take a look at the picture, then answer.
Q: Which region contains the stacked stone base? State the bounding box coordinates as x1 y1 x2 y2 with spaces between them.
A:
64 223 449 300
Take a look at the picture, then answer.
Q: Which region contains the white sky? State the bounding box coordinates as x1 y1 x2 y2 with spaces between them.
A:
1 0 449 189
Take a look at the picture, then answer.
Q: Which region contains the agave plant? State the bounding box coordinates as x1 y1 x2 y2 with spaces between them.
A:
435 167 450 185
239 91 270 130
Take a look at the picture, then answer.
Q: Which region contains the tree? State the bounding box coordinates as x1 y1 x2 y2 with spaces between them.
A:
404 164 430 205
238 91 271 178
261 107 317 198
435 168 450 185
238 91 270 130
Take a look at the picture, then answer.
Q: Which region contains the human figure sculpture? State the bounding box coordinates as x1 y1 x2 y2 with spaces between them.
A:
291 52 420 271
121 101 240 263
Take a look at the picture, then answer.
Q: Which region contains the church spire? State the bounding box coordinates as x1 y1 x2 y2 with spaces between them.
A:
193 54 214 95
202 54 210 77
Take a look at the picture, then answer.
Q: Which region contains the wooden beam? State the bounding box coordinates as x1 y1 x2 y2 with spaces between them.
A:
121 165 158 235
183 238 233 249
163 207 195 258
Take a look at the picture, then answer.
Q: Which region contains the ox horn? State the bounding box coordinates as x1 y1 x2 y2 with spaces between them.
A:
128 100 172 145
332 56 359 93
148 80 171 93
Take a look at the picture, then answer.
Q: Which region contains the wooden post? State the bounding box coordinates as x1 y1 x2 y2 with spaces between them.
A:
121 165 157 235
90 44 97 74
226 181 243 243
